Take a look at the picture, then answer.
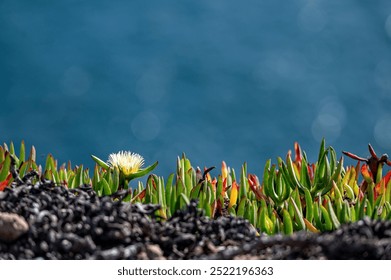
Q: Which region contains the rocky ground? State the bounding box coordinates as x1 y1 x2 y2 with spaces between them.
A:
0 182 390 260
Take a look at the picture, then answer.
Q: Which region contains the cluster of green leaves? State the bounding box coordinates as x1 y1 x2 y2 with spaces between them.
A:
261 140 391 234
0 142 159 197
0 141 91 190
0 142 147 195
1 141 37 190
1 140 391 235
118 139 391 235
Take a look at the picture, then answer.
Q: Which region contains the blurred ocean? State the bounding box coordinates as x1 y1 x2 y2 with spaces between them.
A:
1 0 391 178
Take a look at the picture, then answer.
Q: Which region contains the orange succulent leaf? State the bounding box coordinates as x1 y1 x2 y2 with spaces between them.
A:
375 179 385 197
136 189 146 200
221 161 228 180
209 199 216 218
355 161 361 181
248 174 263 200
294 142 302 167
211 178 217 193
307 163 315 181
222 178 227 197
216 199 223 215
375 171 391 195
229 181 239 208
248 174 257 186
322 198 328 208
304 218 320 233
0 181 8 191
361 164 373 183
383 170 391 184
0 173 12 191
204 167 212 182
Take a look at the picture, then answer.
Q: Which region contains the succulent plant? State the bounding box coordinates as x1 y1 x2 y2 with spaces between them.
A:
1 139 391 235
91 151 158 196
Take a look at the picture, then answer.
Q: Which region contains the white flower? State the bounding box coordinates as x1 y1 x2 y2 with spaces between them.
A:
107 151 144 176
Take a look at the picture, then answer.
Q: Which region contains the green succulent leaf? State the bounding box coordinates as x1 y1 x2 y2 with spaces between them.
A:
304 188 314 222
101 178 111 196
19 141 25 166
282 209 293 235
236 198 247 217
44 154 55 172
0 152 11 182
0 146 5 162
92 166 100 193
91 155 110 170
19 161 29 179
9 142 15 157
180 193 190 206
320 205 333 231
327 199 341 229
240 163 248 199
289 197 306 231
111 166 120 193
286 153 306 193
73 165 83 188
126 161 158 180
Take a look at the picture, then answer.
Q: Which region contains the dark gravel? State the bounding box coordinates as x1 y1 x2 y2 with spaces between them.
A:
0 182 390 260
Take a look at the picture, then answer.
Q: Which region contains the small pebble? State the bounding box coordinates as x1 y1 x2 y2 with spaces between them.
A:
0 212 29 242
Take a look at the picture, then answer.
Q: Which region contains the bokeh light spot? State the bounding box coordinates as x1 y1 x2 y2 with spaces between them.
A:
311 97 345 143
131 111 161 141
312 114 341 143
374 116 391 150
374 60 391 91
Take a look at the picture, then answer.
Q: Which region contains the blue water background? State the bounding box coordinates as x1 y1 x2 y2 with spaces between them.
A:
1 0 391 179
